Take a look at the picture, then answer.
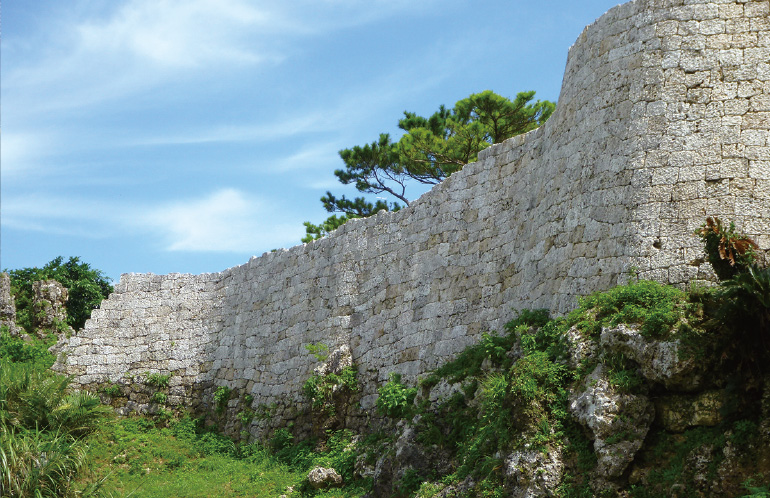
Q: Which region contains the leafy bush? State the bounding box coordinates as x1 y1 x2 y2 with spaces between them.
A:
569 280 687 339
0 329 56 369
304 342 329 362
100 383 122 398
0 361 110 497
214 385 233 414
694 218 770 373
1 427 90 498
6 256 113 332
145 372 171 389
377 373 418 419
302 367 358 415
713 266 770 369
151 392 168 405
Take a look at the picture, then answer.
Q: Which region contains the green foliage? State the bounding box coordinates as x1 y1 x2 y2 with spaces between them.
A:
695 217 759 281
302 367 358 415
151 392 168 405
0 362 110 438
310 429 358 484
1 426 91 498
304 342 330 362
569 280 688 339
100 383 122 398
145 372 171 389
423 331 514 388
742 475 770 498
603 353 644 394
304 90 554 240
214 385 233 414
376 373 418 419
0 329 56 369
0 361 111 497
690 218 770 375
712 265 770 372
396 468 426 497
6 256 113 332
631 426 731 496
303 213 359 243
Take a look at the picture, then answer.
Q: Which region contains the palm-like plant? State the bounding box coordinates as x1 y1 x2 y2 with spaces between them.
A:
0 361 111 497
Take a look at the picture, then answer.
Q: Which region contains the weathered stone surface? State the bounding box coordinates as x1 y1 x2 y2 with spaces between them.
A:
655 390 725 432
53 0 770 438
307 467 342 489
504 445 564 497
565 325 598 370
569 365 655 479
370 418 452 498
600 324 705 390
0 273 21 337
314 344 353 377
32 280 68 335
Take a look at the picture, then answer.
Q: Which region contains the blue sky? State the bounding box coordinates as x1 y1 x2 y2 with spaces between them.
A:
2 0 622 283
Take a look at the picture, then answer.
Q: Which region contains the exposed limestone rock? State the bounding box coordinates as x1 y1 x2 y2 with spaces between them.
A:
307 466 342 489
600 324 705 391
565 325 598 370
370 418 451 498
569 364 654 479
314 344 353 377
0 272 21 337
655 391 725 433
431 477 475 497
32 280 68 336
504 445 564 497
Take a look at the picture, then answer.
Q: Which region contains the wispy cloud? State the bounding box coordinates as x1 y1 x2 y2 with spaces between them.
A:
138 188 302 251
4 0 441 116
1 189 303 253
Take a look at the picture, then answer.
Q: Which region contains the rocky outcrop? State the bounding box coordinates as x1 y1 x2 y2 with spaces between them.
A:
0 273 21 337
569 364 655 480
31 280 68 337
504 445 564 498
600 325 706 391
307 467 343 489
655 390 725 432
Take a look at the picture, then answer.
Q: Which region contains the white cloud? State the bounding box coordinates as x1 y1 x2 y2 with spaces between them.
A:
136 189 303 252
75 0 275 69
1 189 303 253
4 0 441 115
0 133 51 178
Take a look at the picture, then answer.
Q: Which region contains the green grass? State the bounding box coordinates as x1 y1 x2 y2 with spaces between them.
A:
82 417 370 497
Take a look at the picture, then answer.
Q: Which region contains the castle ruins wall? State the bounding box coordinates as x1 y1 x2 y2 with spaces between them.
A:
54 0 770 436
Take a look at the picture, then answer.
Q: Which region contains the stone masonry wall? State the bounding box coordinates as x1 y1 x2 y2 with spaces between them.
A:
55 0 770 437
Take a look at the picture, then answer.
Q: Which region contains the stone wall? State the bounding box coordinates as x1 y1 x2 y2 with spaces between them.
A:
54 0 770 437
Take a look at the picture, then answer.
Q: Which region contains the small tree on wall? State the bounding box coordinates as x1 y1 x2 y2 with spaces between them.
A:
303 90 555 242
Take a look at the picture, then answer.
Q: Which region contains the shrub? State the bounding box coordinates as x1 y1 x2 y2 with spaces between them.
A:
6 256 113 332
214 385 233 414
569 280 687 339
0 329 56 369
377 373 418 419
151 392 168 405
0 361 110 497
302 367 358 415
713 265 770 371
145 372 171 389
